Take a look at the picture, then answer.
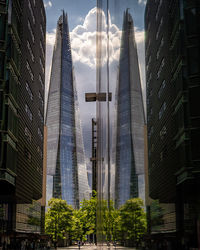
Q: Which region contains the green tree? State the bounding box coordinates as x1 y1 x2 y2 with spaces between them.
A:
71 209 86 241
45 198 73 248
150 200 164 230
103 200 121 242
120 198 147 246
79 193 97 240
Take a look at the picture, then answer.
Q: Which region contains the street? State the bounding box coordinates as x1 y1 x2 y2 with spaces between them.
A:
57 245 136 250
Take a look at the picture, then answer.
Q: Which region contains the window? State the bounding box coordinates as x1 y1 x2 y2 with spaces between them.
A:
156 0 163 21
39 57 45 73
41 8 45 23
40 24 45 39
38 110 43 123
25 82 33 100
158 79 166 98
27 40 34 62
147 73 152 89
24 127 32 142
148 126 154 139
28 0 35 24
39 74 44 90
160 126 167 139
24 147 32 162
157 58 165 79
38 91 44 107
26 61 34 81
40 40 45 59
159 102 166 119
156 37 164 60
38 128 43 140
146 55 152 72
156 17 163 40
25 104 33 121
28 20 35 43
37 146 43 158
146 38 151 58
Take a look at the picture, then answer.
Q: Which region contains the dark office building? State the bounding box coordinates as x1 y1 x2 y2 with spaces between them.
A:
115 10 145 208
0 0 46 242
145 0 200 248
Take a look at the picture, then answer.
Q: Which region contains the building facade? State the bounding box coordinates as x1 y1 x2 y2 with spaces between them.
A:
145 0 200 248
0 0 46 241
46 12 90 209
115 10 145 208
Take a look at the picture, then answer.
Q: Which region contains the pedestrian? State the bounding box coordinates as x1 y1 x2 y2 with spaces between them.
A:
78 240 81 250
47 241 50 250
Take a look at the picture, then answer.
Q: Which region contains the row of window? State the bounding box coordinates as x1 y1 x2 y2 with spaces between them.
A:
156 37 164 60
38 91 44 107
25 127 32 142
40 40 45 60
156 17 163 40
28 0 35 25
28 20 35 43
25 82 33 100
38 110 43 123
38 127 43 140
159 102 166 119
27 40 35 62
146 55 152 73
40 24 45 40
157 58 165 79
26 60 44 92
26 81 44 110
39 74 44 90
26 61 34 81
155 0 163 21
40 8 45 23
39 57 45 74
149 125 167 141
25 104 33 121
24 131 43 160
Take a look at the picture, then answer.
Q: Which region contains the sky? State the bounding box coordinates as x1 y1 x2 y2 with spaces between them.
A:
43 0 146 167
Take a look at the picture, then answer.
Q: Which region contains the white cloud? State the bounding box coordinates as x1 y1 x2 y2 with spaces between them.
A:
44 1 52 8
44 7 146 156
70 7 122 68
138 0 147 5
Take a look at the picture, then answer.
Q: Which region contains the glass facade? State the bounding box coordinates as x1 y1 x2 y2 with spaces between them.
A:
114 10 145 208
46 13 90 208
96 0 146 243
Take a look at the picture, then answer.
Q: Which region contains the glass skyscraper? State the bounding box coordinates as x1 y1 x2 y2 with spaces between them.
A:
114 10 145 208
46 12 90 208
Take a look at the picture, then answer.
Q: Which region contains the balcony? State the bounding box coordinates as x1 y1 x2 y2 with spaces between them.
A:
0 169 16 186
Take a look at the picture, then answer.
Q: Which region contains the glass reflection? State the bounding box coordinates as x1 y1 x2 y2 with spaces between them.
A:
96 0 146 245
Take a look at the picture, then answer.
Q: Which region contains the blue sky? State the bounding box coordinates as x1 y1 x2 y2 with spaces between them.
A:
44 0 146 32
43 0 146 164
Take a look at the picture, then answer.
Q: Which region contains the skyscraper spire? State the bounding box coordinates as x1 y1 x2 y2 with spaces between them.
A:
46 13 90 208
115 11 145 207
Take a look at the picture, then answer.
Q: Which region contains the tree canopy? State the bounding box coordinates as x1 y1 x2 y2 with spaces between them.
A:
45 196 147 247
120 198 147 246
45 198 73 243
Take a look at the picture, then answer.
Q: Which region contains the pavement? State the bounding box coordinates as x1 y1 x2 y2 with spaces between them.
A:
57 245 136 250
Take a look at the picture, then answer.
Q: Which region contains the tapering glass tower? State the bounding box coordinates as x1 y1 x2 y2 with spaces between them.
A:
115 10 145 208
46 12 90 208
